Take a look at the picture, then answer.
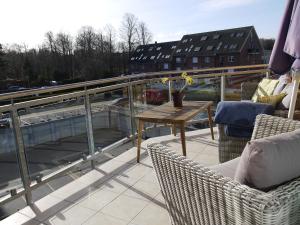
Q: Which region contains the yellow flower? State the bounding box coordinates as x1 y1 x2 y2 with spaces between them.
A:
181 72 188 78
161 77 169 84
186 76 193 85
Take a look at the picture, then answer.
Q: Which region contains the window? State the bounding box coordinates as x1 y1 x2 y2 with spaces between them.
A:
176 67 181 71
171 45 177 49
163 63 169 70
156 47 162 51
136 49 141 52
176 49 182 53
213 34 220 39
165 55 170 59
230 33 236 38
200 36 208 41
228 56 235 62
149 47 153 51
216 42 223 50
229 44 238 49
143 56 147 60
224 44 228 49
192 57 198 63
236 32 244 37
189 38 193 42
176 57 181 63
182 39 188 43
206 45 214 51
185 48 189 52
193 66 198 70
204 57 210 63
131 57 135 61
150 55 155 60
194 46 201 52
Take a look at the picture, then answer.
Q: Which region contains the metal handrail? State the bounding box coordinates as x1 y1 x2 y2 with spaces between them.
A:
0 64 268 101
0 67 268 113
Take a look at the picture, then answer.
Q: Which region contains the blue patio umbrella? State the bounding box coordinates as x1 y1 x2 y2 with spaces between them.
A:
269 0 300 119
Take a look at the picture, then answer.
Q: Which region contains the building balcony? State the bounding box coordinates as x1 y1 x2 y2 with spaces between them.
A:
1 128 217 225
2 64 294 224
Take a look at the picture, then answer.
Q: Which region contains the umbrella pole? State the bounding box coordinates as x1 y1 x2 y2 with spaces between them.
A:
288 70 300 119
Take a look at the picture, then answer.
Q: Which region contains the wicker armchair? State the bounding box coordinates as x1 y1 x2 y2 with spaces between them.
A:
218 81 300 163
148 115 300 225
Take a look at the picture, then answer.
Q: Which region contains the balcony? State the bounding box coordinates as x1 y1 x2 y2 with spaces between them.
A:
0 65 269 224
1 128 217 225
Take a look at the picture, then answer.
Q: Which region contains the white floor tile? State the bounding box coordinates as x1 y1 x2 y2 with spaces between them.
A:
45 204 95 225
101 195 148 222
83 212 128 225
131 203 171 225
18 195 71 222
77 189 119 211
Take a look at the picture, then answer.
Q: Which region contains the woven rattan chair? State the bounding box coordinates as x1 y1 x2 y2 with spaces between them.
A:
218 81 300 163
148 115 300 225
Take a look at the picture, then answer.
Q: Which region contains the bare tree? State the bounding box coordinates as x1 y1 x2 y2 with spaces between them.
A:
136 21 152 45
55 32 73 56
45 31 57 53
120 13 138 55
104 24 116 54
76 26 97 56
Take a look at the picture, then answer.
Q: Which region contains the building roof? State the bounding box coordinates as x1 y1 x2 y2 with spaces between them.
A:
130 26 259 65
173 26 255 57
130 41 179 64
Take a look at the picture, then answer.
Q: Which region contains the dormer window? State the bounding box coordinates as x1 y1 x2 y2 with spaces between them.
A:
149 47 153 51
131 57 135 61
156 47 162 51
136 49 141 52
194 46 201 52
213 34 220 39
176 49 182 53
236 32 244 37
229 44 238 49
182 39 188 43
150 55 155 60
200 36 208 41
171 45 177 49
206 45 214 51
230 33 236 38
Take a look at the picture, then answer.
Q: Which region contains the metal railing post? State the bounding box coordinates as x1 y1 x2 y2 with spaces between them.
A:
266 71 270 79
288 70 300 119
11 107 32 205
84 91 95 169
128 82 136 144
168 80 172 102
221 75 226 101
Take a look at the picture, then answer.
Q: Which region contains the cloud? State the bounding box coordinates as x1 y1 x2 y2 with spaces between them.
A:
200 0 258 11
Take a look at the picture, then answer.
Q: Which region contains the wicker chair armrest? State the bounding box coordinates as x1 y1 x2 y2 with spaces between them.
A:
251 114 300 140
241 82 258 100
147 143 278 225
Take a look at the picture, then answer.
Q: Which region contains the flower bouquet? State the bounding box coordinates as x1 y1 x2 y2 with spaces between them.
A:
161 72 194 107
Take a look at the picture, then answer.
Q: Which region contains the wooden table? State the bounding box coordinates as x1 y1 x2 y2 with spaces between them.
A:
135 101 214 162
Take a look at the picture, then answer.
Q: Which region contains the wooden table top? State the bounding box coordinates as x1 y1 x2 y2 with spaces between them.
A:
135 101 213 123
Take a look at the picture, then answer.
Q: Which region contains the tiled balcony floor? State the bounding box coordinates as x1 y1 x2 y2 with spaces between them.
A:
1 128 218 225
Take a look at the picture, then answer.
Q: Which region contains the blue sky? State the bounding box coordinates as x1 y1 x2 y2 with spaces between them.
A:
0 0 285 48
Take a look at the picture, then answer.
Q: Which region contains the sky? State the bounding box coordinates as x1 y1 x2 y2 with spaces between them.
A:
0 0 286 48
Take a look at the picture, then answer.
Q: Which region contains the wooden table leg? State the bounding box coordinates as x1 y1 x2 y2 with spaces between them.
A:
172 124 177 136
207 106 215 140
137 119 144 163
180 122 187 156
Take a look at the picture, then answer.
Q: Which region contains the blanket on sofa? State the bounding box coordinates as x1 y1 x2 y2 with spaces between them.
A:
214 101 274 138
